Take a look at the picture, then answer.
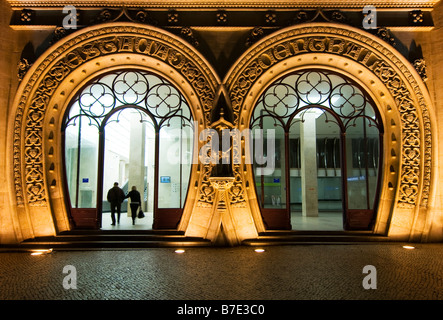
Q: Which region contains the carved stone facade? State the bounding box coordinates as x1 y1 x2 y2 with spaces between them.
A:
1 0 443 245
226 26 432 210
14 25 218 208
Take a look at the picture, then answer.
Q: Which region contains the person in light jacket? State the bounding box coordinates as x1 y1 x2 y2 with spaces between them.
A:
125 186 141 225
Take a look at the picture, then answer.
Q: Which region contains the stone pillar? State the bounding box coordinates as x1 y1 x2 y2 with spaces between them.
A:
0 0 20 243
128 113 146 213
300 112 319 217
207 177 239 246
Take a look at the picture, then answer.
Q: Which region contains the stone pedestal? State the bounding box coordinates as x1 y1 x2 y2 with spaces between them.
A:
207 176 238 246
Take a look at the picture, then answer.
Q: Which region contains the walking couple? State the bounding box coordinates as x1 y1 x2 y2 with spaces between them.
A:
107 182 143 225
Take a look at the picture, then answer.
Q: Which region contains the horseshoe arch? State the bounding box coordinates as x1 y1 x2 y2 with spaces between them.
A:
223 23 437 241
7 22 220 240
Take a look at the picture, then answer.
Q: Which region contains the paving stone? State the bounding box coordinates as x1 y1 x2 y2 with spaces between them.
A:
0 244 442 301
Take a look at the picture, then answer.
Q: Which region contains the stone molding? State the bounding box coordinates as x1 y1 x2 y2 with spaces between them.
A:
6 0 441 9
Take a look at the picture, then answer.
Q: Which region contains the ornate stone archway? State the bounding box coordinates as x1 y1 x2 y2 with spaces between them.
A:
223 23 437 241
7 22 220 241
6 21 439 244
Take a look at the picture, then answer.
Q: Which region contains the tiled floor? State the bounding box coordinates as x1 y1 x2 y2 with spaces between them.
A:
291 211 343 231
101 211 154 230
100 211 343 231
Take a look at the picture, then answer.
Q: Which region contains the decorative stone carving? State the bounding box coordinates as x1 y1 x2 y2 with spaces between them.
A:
265 11 277 25
20 9 34 23
216 10 227 25
49 26 68 45
208 176 239 245
291 11 309 24
196 164 216 207
17 58 31 82
376 27 396 47
246 27 264 47
413 58 428 82
167 10 179 25
289 9 348 25
94 8 157 25
410 10 424 25
225 25 432 209
13 24 218 206
209 177 235 211
134 10 149 23
180 27 199 47
330 10 348 23
11 23 433 232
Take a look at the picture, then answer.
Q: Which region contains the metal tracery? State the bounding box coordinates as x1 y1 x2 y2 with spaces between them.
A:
64 70 193 130
62 70 194 229
250 69 384 231
251 70 382 131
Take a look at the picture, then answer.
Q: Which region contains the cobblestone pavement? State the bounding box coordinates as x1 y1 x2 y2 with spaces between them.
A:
0 243 442 302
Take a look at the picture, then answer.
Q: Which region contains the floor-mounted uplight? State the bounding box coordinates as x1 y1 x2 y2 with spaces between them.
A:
30 249 53 256
402 245 416 250
175 249 185 254
254 248 265 253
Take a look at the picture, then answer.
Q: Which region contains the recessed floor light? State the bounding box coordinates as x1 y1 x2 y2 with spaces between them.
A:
30 249 53 256
402 245 415 250
175 249 185 254
254 248 265 253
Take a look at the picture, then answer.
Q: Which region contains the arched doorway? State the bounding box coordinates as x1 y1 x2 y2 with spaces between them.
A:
222 23 438 241
62 70 194 229
7 22 437 244
250 69 383 231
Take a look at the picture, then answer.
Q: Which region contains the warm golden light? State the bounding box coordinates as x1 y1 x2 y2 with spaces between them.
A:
175 249 185 254
30 249 53 256
254 248 265 253
403 245 416 250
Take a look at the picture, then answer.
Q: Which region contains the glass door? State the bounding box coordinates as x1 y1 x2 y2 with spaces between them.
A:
344 116 381 229
63 70 194 230
289 109 344 231
64 110 100 228
252 119 290 229
101 108 155 229
250 69 383 231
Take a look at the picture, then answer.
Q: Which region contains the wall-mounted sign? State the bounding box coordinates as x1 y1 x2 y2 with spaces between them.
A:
160 176 171 183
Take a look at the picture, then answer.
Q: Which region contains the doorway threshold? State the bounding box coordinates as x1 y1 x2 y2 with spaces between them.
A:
244 230 389 246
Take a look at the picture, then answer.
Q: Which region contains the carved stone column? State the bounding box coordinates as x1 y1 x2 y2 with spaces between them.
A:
207 176 238 246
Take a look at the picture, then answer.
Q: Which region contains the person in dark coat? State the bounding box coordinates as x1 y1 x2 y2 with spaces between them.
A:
107 182 125 225
125 186 141 225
